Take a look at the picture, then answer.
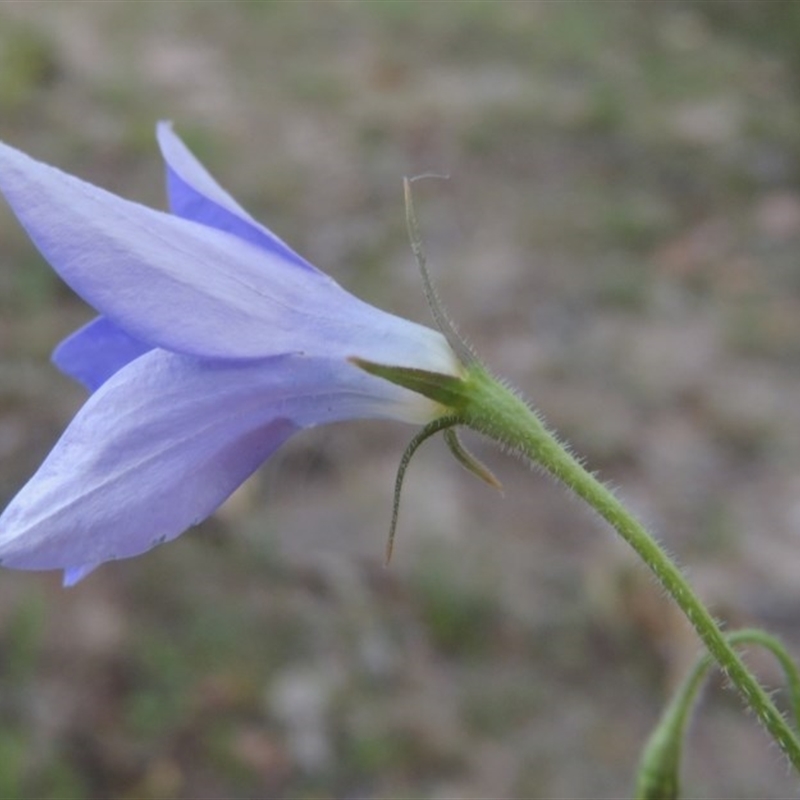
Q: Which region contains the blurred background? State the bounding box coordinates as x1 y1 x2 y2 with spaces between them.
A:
1 2 800 798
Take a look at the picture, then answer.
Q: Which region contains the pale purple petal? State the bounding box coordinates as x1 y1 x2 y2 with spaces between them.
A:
0 140 455 375
0 139 332 359
157 121 314 271
0 350 438 573
52 316 152 392
62 564 98 586
52 124 313 390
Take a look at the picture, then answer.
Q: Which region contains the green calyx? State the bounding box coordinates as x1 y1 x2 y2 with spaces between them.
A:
351 174 542 561
348 170 517 562
348 355 527 440
350 356 509 562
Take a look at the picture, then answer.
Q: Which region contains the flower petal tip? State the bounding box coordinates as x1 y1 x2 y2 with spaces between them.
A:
62 564 98 587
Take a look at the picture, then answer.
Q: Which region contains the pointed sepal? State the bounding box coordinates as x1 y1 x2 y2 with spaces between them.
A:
349 357 468 412
443 429 503 492
384 415 459 564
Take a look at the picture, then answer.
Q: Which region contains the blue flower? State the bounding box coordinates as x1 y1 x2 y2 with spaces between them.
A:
0 123 460 585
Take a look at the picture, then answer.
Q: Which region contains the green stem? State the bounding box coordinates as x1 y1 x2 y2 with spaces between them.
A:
461 365 800 772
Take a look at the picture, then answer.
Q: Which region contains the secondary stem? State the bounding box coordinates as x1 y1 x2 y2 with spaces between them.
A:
635 628 800 799
462 365 800 771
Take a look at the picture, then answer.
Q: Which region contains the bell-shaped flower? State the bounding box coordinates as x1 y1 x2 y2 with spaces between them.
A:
0 123 461 585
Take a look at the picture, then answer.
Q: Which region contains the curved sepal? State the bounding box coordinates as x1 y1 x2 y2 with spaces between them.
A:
384 416 460 564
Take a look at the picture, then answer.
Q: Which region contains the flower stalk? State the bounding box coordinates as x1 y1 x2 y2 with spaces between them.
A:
456 363 800 773
354 348 800 770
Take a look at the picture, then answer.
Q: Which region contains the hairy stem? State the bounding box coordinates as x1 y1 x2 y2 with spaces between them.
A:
461 364 800 771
